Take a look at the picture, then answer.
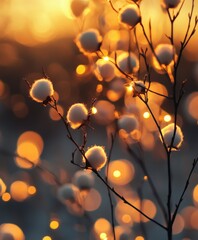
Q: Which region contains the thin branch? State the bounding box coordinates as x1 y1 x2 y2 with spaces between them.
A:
171 157 198 224
106 133 117 240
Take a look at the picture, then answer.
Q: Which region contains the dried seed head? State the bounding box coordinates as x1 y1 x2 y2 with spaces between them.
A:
118 4 141 28
118 115 139 133
161 123 184 149
67 103 88 129
57 183 80 203
117 52 139 74
161 0 181 9
76 29 102 54
155 44 174 66
95 59 115 81
29 78 54 103
73 171 94 190
83 146 107 171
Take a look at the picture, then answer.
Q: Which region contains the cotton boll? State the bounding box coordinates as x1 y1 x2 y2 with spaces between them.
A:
132 80 146 95
29 78 54 103
161 0 181 9
95 59 115 81
154 44 174 66
57 183 80 203
118 115 139 133
0 178 6 196
76 29 102 54
70 0 89 17
83 146 107 170
161 123 184 149
118 4 141 28
73 171 94 190
117 52 139 74
67 103 88 129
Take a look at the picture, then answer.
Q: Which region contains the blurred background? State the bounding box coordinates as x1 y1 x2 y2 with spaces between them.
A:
0 0 198 239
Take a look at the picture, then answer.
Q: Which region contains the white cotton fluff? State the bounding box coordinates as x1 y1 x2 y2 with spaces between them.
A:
70 0 89 17
29 78 54 103
95 59 115 81
76 29 102 54
132 80 146 94
73 171 94 190
83 146 107 170
117 52 139 74
0 178 6 196
118 115 139 133
155 44 174 66
67 103 88 129
161 0 181 8
118 4 141 28
161 123 184 149
57 183 80 203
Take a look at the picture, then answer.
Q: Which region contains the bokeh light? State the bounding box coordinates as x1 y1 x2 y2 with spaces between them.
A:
107 159 135 185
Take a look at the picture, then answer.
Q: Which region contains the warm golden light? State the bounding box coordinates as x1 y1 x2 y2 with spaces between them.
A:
103 56 109 61
122 214 132 224
50 220 59 230
43 236 52 240
144 175 148 181
193 184 198 203
91 107 98 114
100 232 107 240
0 223 25 240
113 170 121 178
16 131 44 169
94 218 111 237
49 104 64 121
135 236 144 240
2 192 11 202
10 181 29 202
108 159 135 185
83 189 101 211
173 214 184 235
96 84 103 93
143 111 150 119
28 186 37 195
0 178 6 196
76 64 86 75
164 114 171 122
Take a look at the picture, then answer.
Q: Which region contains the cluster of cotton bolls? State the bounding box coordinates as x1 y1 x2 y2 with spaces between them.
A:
57 170 94 214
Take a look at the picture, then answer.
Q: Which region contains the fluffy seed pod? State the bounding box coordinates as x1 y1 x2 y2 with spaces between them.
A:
154 44 174 66
118 4 141 28
0 178 6 196
76 29 102 54
132 80 146 95
161 0 181 9
118 115 139 133
161 123 184 149
67 103 88 129
57 183 80 203
117 52 139 74
70 0 89 17
73 171 94 190
95 59 115 81
29 78 54 103
83 146 107 170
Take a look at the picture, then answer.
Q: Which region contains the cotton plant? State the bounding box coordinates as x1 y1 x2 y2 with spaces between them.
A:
27 0 198 239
